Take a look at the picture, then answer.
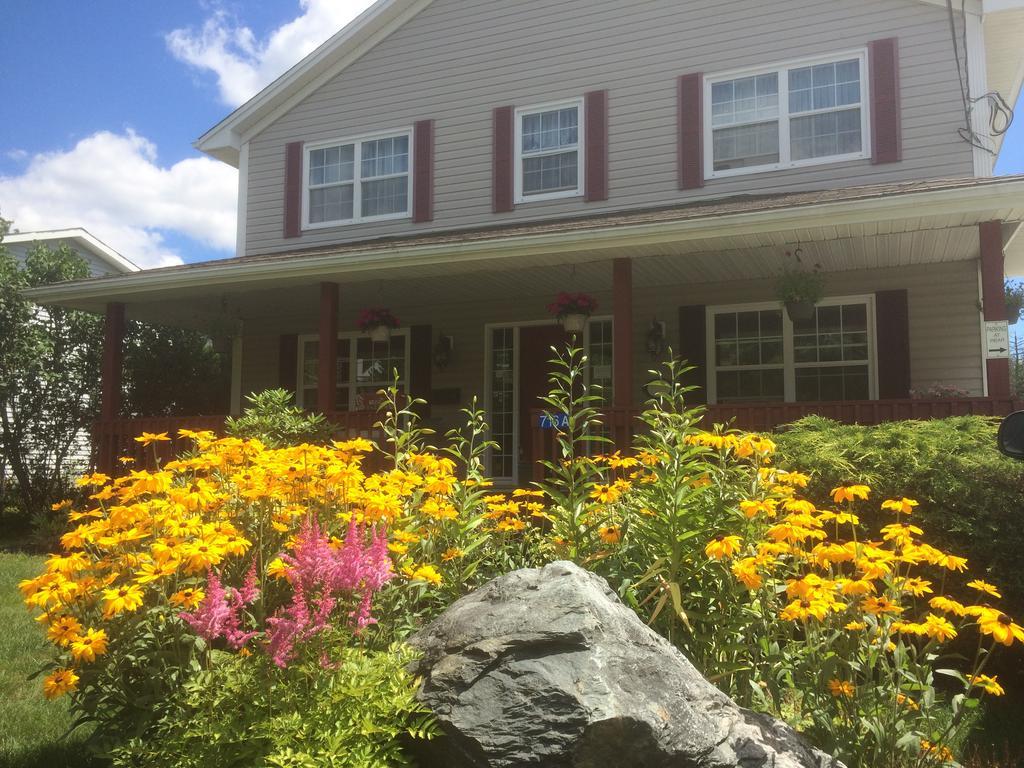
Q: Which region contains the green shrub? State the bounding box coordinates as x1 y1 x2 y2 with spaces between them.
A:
773 415 1024 614
224 389 333 447
109 638 434 768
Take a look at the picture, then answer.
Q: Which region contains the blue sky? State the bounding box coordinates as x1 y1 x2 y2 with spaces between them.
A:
0 1 1022 268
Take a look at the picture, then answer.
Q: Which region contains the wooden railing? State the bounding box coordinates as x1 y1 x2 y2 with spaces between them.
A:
530 397 1024 481
93 410 385 474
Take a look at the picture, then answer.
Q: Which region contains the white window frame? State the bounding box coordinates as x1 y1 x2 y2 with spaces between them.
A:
514 98 586 204
295 329 411 411
482 316 610 485
301 128 413 230
705 295 878 404
703 49 871 180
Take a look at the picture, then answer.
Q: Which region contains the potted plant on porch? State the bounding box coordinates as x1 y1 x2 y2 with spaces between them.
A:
358 307 400 343
774 249 824 323
547 292 598 334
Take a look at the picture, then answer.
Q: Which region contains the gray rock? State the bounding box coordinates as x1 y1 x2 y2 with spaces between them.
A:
409 561 841 768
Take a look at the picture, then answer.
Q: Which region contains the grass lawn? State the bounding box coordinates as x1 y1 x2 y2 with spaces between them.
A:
0 551 98 768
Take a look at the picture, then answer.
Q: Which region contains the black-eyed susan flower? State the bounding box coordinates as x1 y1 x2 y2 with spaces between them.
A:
43 668 79 699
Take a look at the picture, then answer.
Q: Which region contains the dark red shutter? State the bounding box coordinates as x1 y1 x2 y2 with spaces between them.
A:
869 38 901 164
493 106 515 213
284 142 303 238
678 305 708 404
585 90 609 202
412 119 435 223
278 334 298 402
409 325 433 417
875 290 911 398
677 74 704 190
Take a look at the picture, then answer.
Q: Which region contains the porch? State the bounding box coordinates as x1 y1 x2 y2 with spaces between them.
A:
28 177 1024 481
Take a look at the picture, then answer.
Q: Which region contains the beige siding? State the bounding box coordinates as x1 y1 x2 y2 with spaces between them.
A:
237 260 985 439
246 0 974 256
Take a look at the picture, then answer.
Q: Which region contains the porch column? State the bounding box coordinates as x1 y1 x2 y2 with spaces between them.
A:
318 282 339 413
980 221 1011 398
100 302 125 422
613 258 633 409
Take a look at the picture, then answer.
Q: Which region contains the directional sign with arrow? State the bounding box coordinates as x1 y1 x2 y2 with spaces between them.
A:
985 321 1010 360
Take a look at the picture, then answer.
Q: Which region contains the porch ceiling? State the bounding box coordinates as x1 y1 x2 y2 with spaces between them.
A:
26 175 1024 331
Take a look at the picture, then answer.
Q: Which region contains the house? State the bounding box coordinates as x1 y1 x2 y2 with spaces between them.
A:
27 0 1024 483
5 228 139 276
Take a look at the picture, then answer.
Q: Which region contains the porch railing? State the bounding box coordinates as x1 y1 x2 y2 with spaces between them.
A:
93 410 384 473
529 397 1024 482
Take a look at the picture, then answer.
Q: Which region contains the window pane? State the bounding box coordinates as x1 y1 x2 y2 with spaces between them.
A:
361 176 408 217
713 121 780 170
790 108 861 160
522 106 578 153
795 365 869 402
490 328 515 478
716 369 785 402
309 184 354 223
711 73 778 127
522 151 579 194
309 145 354 186
361 136 409 178
789 59 860 114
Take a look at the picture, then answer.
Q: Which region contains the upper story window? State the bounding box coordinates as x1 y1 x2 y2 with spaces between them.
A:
304 131 411 228
515 100 584 202
705 52 869 179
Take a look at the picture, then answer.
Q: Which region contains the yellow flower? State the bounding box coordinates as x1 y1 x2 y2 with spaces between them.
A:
134 431 171 446
831 484 870 503
169 587 205 609
933 552 969 572
705 535 742 560
929 595 968 617
919 741 953 762
967 579 1002 599
589 484 622 504
977 610 1024 646
43 668 79 700
409 564 442 585
896 692 919 710
441 548 464 562
70 628 109 663
46 615 83 647
731 558 762 590
739 499 777 519
861 596 904 616
881 498 919 515
266 558 290 580
895 577 933 597
387 542 409 555
968 674 1005 696
598 525 622 545
844 621 867 631
922 613 957 642
828 679 855 698
102 583 145 618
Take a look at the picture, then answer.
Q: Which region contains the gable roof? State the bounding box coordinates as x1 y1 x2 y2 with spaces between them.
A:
3 228 139 274
195 0 434 166
195 0 1024 169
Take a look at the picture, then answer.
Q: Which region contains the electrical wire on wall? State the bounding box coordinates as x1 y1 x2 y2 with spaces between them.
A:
947 0 1014 155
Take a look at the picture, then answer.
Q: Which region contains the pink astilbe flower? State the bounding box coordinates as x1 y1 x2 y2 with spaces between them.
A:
264 517 393 667
180 564 260 650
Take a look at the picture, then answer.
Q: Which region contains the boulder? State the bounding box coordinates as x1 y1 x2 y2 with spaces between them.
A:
410 561 840 768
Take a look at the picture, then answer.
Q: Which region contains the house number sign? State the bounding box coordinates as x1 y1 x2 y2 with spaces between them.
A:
538 413 570 429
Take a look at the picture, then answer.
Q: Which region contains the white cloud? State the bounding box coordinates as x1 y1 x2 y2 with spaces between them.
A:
0 130 237 269
167 0 376 108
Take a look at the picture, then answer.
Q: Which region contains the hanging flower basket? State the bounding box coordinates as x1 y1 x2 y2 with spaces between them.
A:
358 308 399 343
547 292 598 333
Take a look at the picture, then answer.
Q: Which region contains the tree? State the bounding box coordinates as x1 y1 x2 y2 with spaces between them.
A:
0 221 230 521
0 220 103 516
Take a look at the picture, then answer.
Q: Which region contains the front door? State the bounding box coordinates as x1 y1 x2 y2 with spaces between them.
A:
517 324 567 482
